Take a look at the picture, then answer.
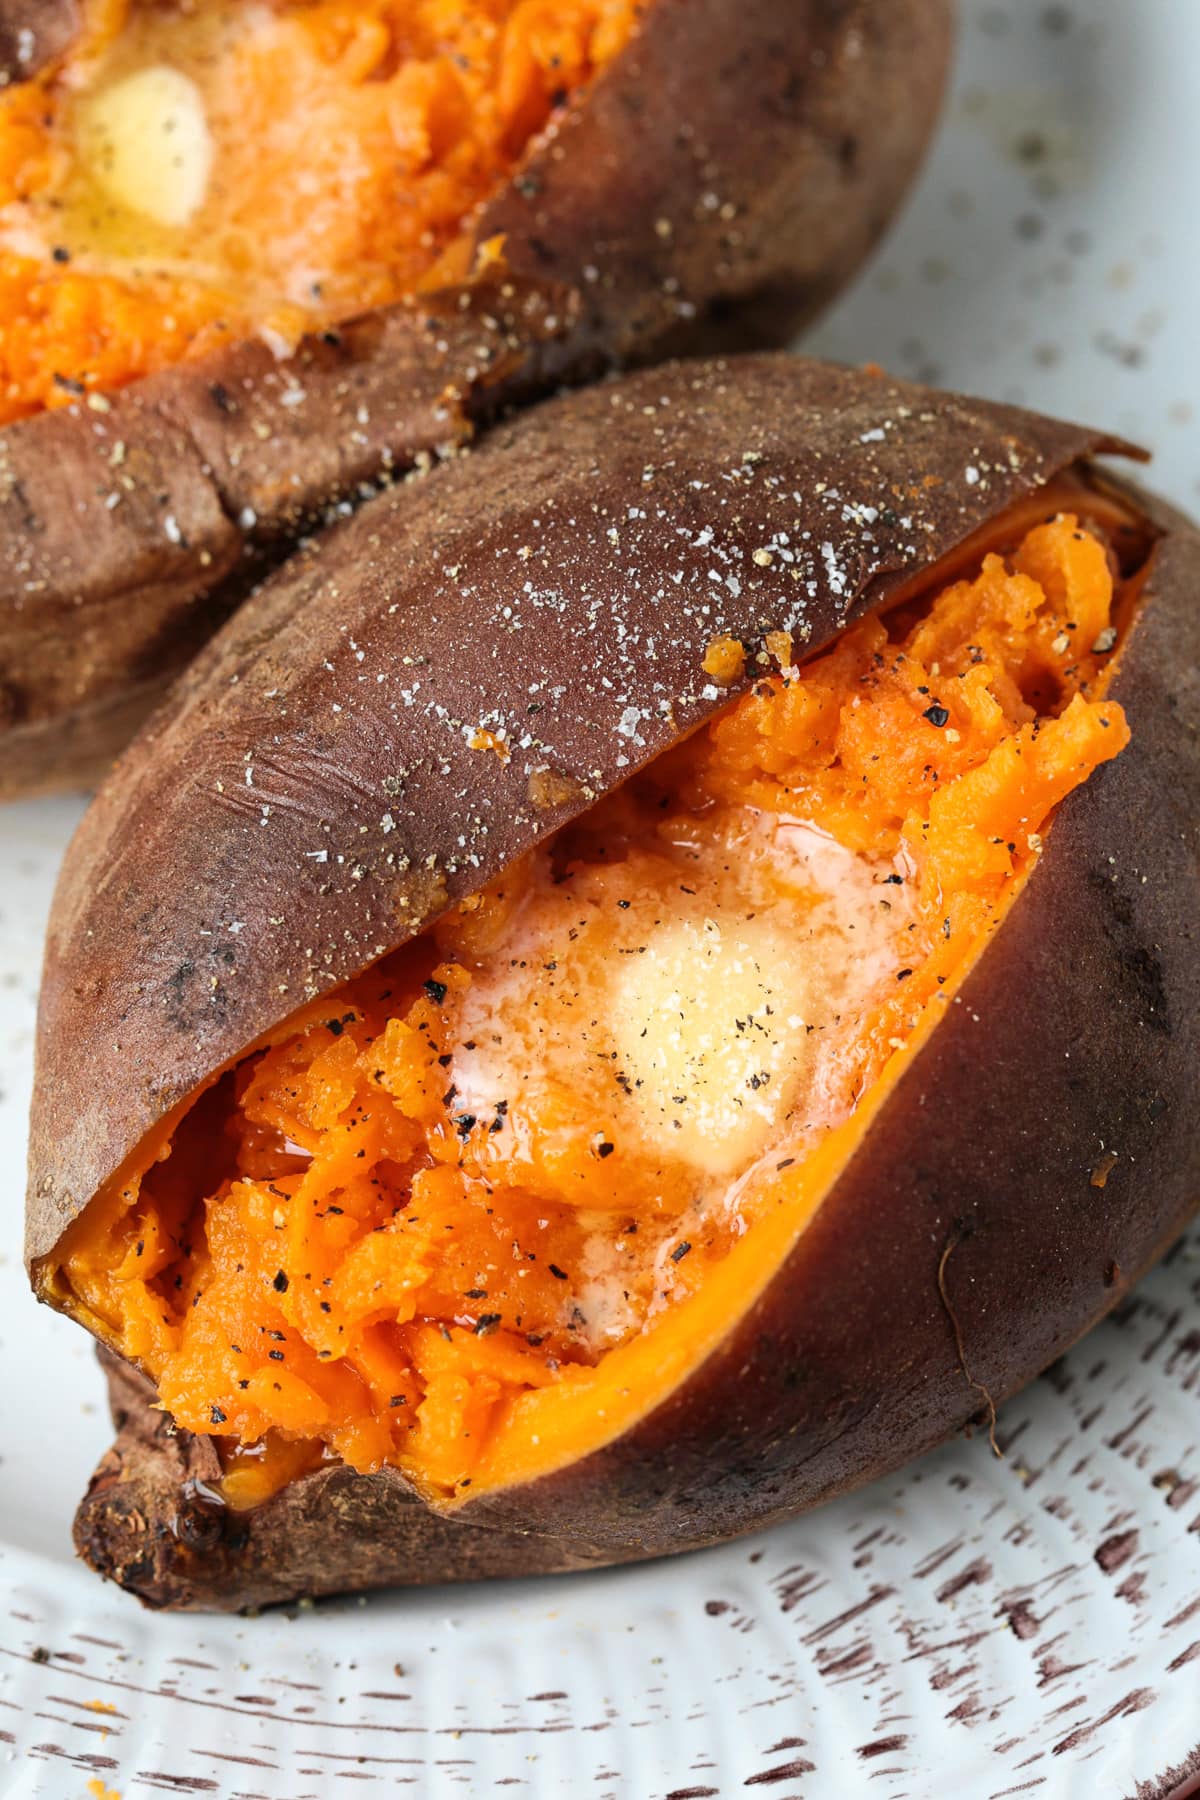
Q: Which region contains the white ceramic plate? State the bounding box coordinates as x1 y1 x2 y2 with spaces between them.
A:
2 3 1198 1794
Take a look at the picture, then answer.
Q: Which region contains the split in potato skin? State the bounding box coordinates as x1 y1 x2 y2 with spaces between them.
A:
0 0 639 423
53 498 1139 1511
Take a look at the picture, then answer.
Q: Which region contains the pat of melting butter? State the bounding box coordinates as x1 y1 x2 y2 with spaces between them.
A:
609 915 816 1177
450 814 911 1201
77 65 213 229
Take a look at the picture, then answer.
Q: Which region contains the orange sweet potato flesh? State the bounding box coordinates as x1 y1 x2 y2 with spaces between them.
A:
0 0 638 424
52 513 1132 1511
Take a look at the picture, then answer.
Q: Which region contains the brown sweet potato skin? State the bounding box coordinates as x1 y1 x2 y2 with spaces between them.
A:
0 1 77 83
31 355 1198 1613
77 1354 615 1609
0 0 954 796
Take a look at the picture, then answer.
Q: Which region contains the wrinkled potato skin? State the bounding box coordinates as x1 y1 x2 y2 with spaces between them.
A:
77 1355 616 1610
0 0 954 797
32 356 1198 1613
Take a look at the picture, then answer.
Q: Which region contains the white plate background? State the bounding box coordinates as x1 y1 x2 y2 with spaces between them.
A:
1 3 1198 1794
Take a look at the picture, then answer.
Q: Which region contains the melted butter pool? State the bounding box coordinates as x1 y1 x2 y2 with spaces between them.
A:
450 811 913 1204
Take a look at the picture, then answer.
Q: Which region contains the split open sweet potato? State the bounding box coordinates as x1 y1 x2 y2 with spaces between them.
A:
0 0 953 798
26 355 1200 1610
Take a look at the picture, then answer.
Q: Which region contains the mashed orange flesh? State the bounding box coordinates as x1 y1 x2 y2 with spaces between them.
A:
0 0 639 424
56 510 1134 1507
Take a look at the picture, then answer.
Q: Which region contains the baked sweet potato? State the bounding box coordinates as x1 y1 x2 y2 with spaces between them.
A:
0 0 953 799
28 354 1199 1612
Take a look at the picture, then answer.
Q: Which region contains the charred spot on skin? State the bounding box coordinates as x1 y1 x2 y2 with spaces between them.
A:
1087 873 1172 1035
171 1489 225 1552
0 679 28 729
165 958 197 1024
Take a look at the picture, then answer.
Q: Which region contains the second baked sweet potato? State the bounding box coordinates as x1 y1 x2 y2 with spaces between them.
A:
0 0 954 797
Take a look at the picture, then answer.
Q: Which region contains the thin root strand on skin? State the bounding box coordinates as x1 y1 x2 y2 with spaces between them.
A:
937 1229 1001 1459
